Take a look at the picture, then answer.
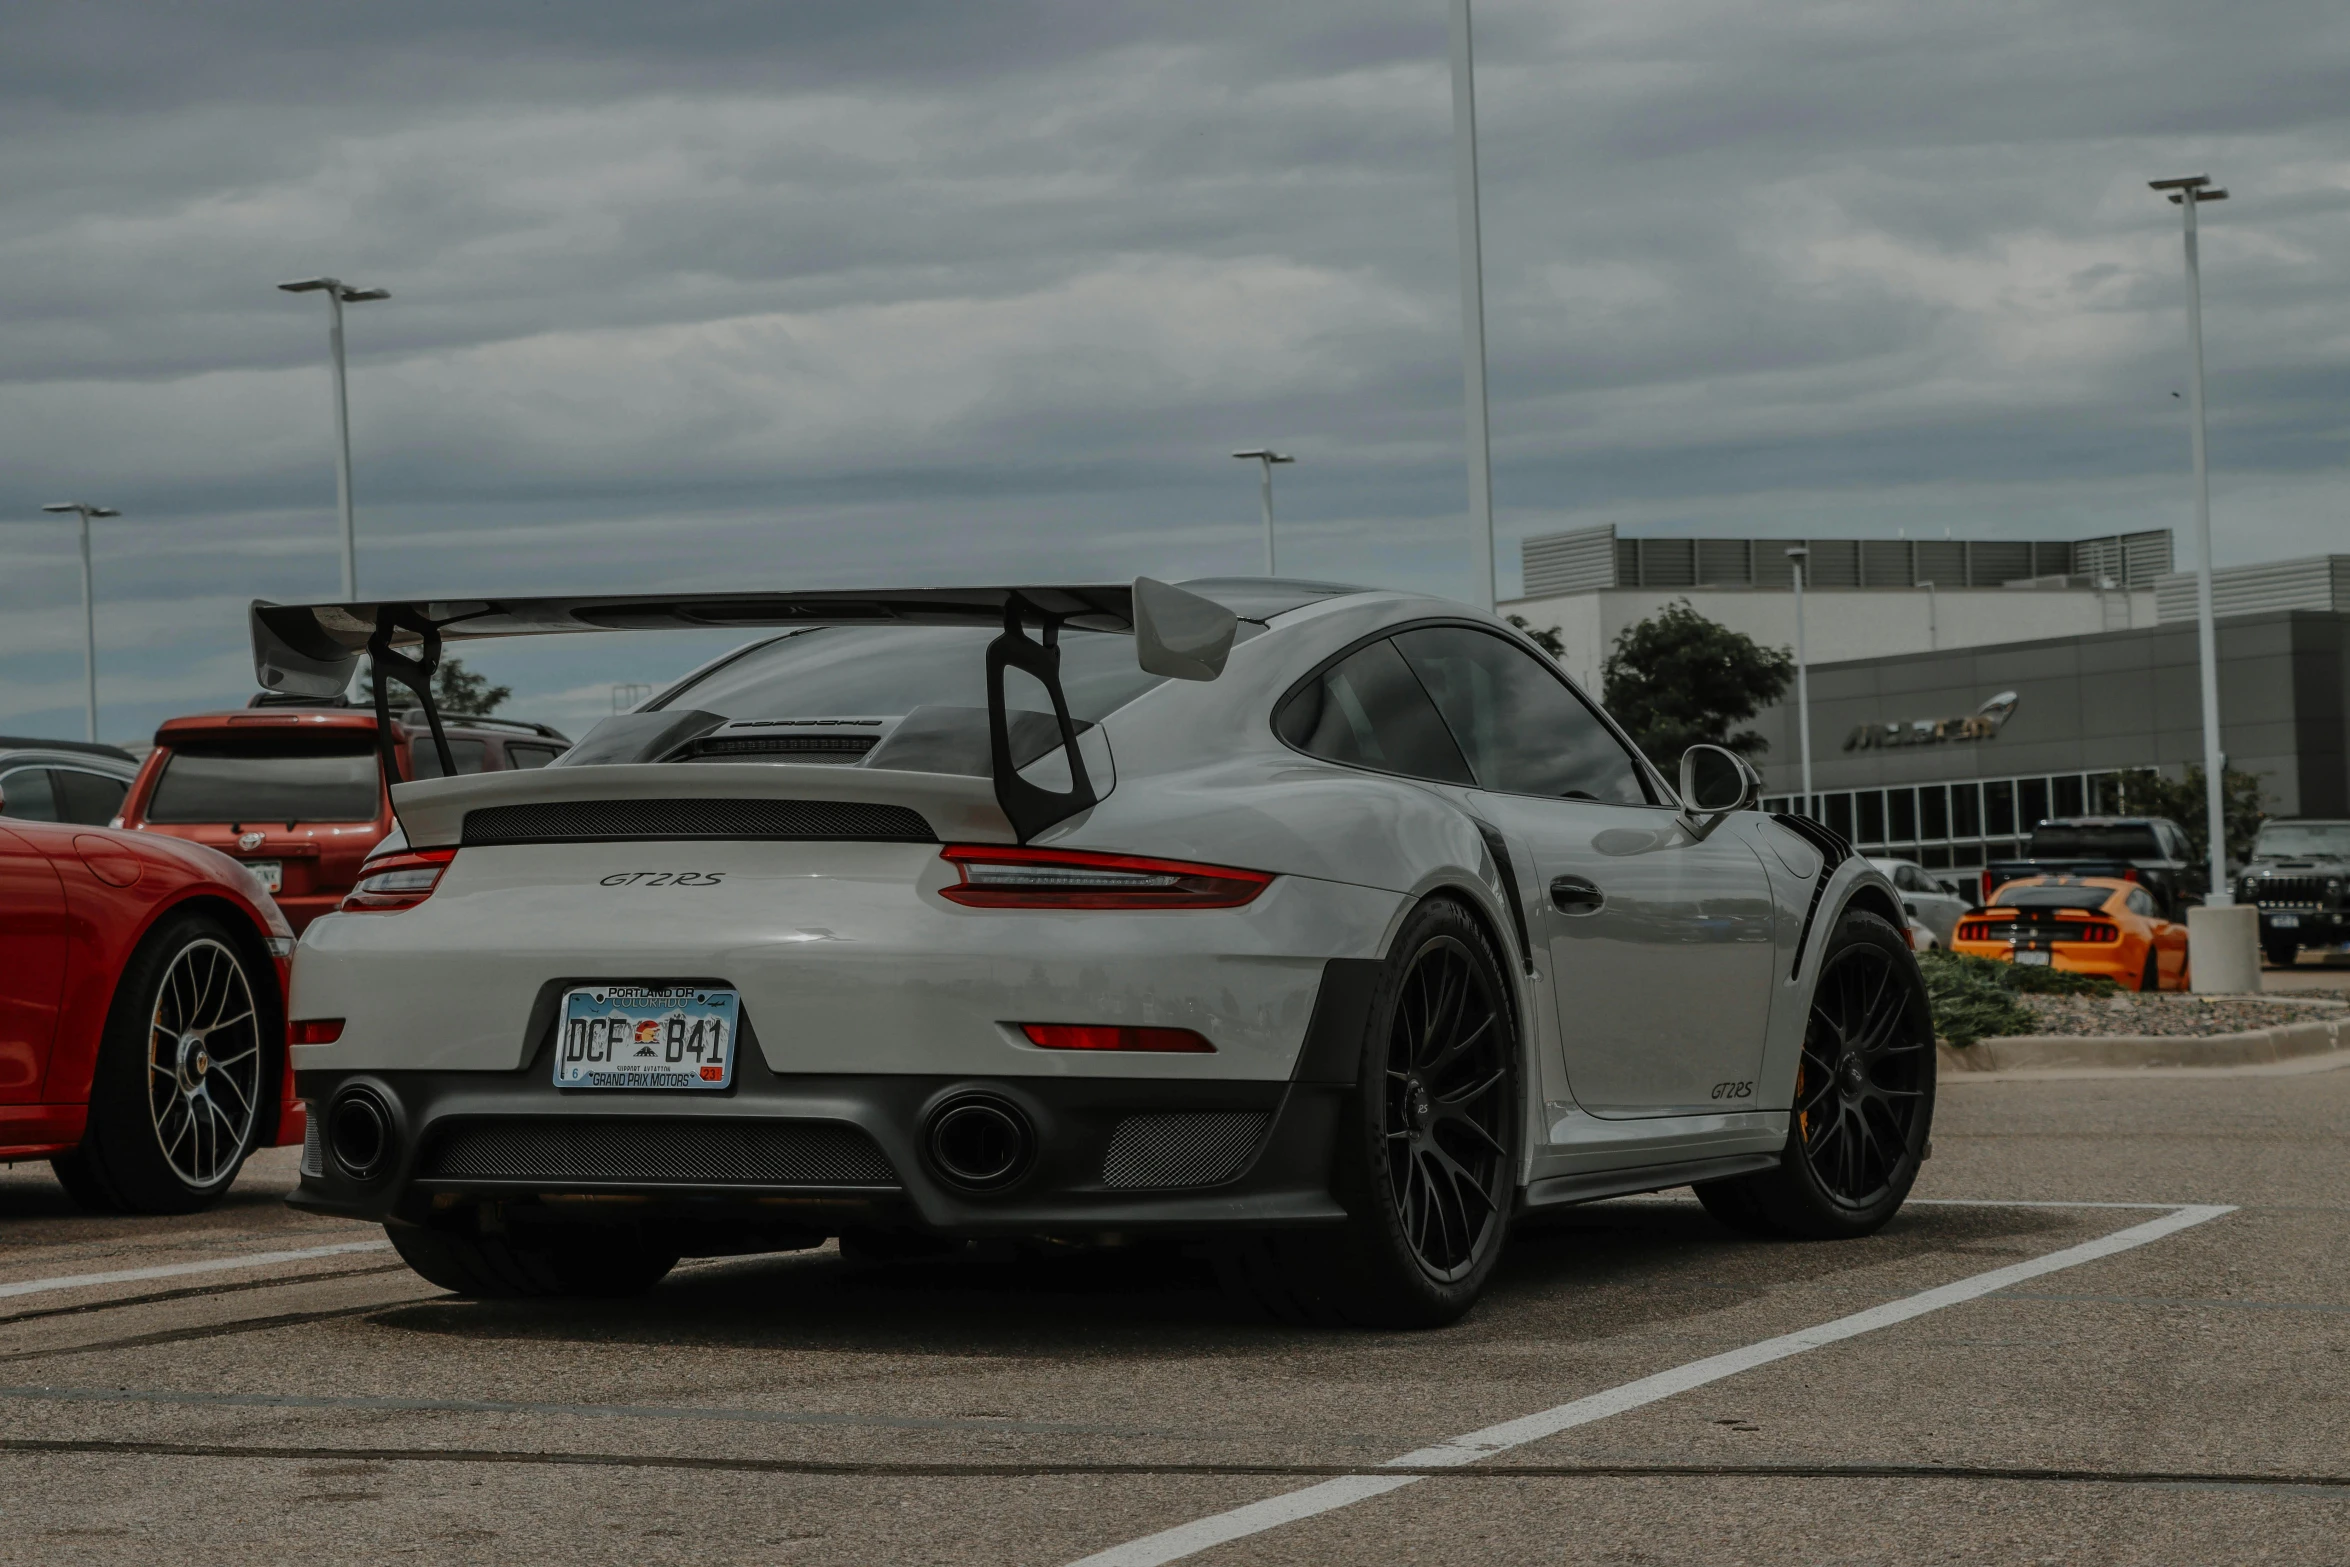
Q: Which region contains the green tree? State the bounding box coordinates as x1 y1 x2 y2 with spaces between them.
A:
1601 599 1794 761
1505 614 1566 658
2111 765 2268 869
431 657 511 717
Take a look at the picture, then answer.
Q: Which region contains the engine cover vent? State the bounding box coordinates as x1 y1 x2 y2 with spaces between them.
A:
1100 1111 1269 1189
419 1118 901 1186
461 797 934 846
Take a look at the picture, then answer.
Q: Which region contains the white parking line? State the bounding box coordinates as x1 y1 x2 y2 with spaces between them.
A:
1066 1202 2235 1567
0 1240 392 1304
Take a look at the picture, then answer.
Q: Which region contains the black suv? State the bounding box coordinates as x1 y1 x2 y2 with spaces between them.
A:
2237 819 2350 967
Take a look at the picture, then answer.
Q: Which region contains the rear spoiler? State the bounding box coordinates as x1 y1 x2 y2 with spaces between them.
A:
248 579 1237 843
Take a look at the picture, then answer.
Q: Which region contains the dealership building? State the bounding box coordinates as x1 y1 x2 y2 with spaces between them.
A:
1504 527 2350 872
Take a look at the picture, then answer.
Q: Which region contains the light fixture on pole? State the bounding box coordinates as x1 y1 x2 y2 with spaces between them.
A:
1447 0 1496 612
278 277 390 601
1786 546 1813 817
2148 174 2230 906
38 502 120 744
1231 450 1295 575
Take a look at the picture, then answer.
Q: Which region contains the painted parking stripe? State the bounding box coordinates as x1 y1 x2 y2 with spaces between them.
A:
1066 1203 2235 1567
0 1240 391 1304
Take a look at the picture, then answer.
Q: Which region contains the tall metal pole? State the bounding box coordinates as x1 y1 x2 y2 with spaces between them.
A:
326 288 358 601
1789 548 1813 816
1448 0 1496 612
75 508 96 743
1258 458 1276 575
2153 176 2231 903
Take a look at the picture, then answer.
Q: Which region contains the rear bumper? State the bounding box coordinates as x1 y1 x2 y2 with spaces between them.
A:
1949 939 2139 982
289 1002 1362 1238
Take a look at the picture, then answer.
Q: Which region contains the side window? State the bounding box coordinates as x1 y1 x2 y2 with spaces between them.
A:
406 738 490 780
505 743 562 770
1274 640 1474 785
1392 625 1649 804
53 769 128 826
1898 865 1931 892
0 768 59 821
2126 887 2157 918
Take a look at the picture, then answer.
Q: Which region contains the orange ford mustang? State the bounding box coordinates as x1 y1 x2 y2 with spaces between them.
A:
1952 876 2188 992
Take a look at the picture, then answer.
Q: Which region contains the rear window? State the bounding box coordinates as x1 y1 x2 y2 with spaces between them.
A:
1994 884 2117 911
654 626 1169 725
406 739 489 780
145 733 380 824
2028 824 2162 859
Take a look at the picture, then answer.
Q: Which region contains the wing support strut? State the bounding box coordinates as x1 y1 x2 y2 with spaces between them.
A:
986 593 1096 843
367 606 457 798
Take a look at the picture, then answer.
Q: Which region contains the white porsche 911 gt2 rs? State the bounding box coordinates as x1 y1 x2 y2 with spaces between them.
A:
254 577 1933 1326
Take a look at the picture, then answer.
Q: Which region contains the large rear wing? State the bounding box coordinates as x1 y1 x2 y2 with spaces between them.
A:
248 579 1238 842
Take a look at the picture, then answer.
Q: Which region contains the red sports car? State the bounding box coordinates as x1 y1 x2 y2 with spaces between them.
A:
0 807 303 1212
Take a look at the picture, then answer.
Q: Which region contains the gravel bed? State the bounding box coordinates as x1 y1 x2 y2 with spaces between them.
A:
2014 990 2346 1038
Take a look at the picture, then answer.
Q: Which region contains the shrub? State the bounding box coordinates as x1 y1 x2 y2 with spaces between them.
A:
1917 950 2118 1046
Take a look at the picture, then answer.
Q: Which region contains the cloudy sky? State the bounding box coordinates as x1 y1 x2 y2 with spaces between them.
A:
3 0 2345 742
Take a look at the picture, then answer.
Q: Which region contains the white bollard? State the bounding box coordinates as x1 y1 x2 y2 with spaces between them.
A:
2188 904 2260 994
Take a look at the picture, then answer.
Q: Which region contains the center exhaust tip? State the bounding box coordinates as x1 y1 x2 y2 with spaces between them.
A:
924 1094 1035 1191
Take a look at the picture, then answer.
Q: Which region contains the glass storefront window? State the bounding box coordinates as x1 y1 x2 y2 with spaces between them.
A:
1825 793 1854 840
2019 777 2050 830
1857 791 1885 845
1889 789 1916 843
2089 772 2123 813
1952 782 1981 837
1921 846 1952 869
1986 780 2014 835
2053 775 2084 816
1951 842 1984 867
1920 786 1948 842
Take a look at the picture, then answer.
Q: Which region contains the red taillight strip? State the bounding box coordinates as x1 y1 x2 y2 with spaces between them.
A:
1019 1023 1215 1053
340 847 457 913
939 846 1272 909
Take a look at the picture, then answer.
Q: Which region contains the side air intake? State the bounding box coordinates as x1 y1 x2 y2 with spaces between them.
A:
461 798 935 846
1100 1111 1268 1189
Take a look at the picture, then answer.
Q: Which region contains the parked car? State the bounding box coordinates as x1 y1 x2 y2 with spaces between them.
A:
119 704 568 932
258 578 1934 1324
0 736 142 827
2235 818 2350 968
1985 816 2203 918
1869 857 1967 948
1952 875 2187 992
0 805 301 1211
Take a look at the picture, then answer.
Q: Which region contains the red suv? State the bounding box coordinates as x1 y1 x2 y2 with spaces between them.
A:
118 703 569 931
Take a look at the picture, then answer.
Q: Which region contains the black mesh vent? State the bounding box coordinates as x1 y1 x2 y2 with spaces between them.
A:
1771 812 1853 981
461 798 934 846
1100 1112 1268 1190
686 735 876 761
419 1118 900 1186
300 1112 324 1178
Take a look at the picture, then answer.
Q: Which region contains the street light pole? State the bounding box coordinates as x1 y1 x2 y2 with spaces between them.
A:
1447 0 1497 612
1787 547 1813 817
2149 175 2230 904
39 502 120 743
278 277 390 600
1231 450 1295 574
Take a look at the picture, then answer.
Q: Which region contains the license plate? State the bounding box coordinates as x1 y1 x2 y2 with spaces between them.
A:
244 859 283 894
2268 913 2301 928
2013 949 2052 966
554 986 739 1090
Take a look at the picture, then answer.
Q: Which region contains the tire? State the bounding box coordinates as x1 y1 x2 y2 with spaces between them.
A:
1220 897 1520 1328
2263 940 2298 970
386 1222 680 1298
2139 949 2162 993
1693 908 1934 1241
60 910 275 1215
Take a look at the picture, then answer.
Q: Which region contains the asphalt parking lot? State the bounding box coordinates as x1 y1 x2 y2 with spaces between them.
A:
0 1055 2342 1567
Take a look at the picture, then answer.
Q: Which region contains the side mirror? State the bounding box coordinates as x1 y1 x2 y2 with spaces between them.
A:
1132 576 1237 681
1678 744 1759 838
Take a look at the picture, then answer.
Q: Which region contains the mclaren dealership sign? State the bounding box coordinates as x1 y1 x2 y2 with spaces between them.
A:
1844 691 2019 752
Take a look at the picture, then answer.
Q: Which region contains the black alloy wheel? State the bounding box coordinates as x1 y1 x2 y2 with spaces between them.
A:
1793 934 1932 1209
1697 908 1934 1240
1382 932 1513 1282
1218 897 1520 1328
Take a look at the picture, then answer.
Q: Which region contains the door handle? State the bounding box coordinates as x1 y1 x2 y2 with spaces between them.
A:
1549 874 1604 916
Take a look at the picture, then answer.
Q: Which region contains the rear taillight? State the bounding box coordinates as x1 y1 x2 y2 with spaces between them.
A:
939 846 1272 909
1019 1023 1215 1053
340 848 457 913
290 1019 345 1046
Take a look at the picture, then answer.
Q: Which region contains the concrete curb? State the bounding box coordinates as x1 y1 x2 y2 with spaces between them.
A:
1939 1017 2345 1074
